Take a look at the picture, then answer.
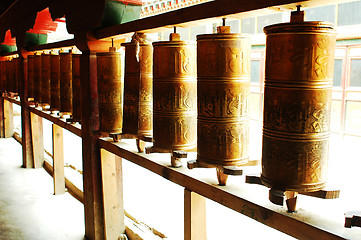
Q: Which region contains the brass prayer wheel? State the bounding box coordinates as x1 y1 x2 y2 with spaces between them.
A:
261 11 336 192
122 33 153 137
50 51 60 111
72 53 81 122
196 26 251 167
97 47 123 133
27 55 35 100
59 50 73 115
41 52 51 105
33 52 42 103
152 33 197 152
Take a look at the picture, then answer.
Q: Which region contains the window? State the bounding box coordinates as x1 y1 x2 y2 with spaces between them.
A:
251 60 260 83
350 59 361 87
241 17 255 34
304 5 336 24
333 59 343 87
337 1 361 26
257 13 283 34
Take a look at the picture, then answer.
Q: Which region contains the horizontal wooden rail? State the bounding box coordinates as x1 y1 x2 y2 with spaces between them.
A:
3 96 20 106
28 106 81 137
99 137 359 240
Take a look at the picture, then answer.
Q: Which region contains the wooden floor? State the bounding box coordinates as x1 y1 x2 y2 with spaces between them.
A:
0 137 85 240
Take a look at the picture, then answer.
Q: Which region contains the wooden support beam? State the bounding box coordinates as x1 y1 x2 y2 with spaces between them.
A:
52 123 65 195
30 112 44 168
100 149 125 240
4 100 14 138
0 97 4 138
184 189 207 240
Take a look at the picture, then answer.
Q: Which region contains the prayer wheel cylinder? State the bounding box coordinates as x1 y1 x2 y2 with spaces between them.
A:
122 34 153 137
33 53 42 103
196 26 250 167
0 61 5 93
72 54 81 122
59 50 73 115
50 51 60 111
261 13 336 192
27 55 35 100
41 52 51 105
152 33 197 152
5 60 10 93
97 48 123 133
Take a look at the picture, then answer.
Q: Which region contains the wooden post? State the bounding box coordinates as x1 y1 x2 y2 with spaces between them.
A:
100 149 125 239
19 55 34 168
184 189 207 240
30 112 44 168
52 123 65 195
4 100 14 138
0 97 4 138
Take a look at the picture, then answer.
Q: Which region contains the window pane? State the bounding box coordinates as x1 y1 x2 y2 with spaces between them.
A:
345 100 361 135
331 100 342 132
228 19 240 33
333 59 343 87
241 17 255 34
251 60 260 83
338 1 361 26
305 5 336 24
257 13 283 34
350 59 361 87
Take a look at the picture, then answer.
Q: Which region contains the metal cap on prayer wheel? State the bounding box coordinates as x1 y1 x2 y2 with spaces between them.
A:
72 53 81 122
27 55 35 100
196 26 251 167
152 33 197 152
121 33 153 138
41 52 51 105
97 47 123 134
261 10 336 192
59 49 73 115
50 51 60 111
33 52 42 103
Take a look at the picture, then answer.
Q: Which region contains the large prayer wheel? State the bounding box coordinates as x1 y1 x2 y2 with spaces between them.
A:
41 52 51 105
261 12 336 192
33 52 42 103
72 53 81 122
27 55 35 100
152 33 197 152
196 26 250 167
0 61 6 93
50 51 60 111
97 47 123 133
59 50 73 115
122 33 153 137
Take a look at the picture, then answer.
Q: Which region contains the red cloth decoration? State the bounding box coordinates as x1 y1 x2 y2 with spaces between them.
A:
2 30 16 46
28 8 58 34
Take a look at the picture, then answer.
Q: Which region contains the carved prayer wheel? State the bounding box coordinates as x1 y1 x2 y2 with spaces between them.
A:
261 11 336 192
41 52 51 105
196 26 250 167
50 51 60 111
152 33 197 152
27 55 35 100
97 47 123 133
59 50 73 115
33 52 42 103
122 33 153 137
72 53 81 122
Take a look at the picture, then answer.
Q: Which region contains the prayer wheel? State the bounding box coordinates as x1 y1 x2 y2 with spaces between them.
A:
261 11 336 192
33 52 42 103
27 55 35 100
0 61 5 93
72 53 81 122
50 51 60 111
97 47 123 133
196 26 250 167
8 59 15 94
122 33 153 137
59 50 73 115
152 33 197 152
41 52 51 105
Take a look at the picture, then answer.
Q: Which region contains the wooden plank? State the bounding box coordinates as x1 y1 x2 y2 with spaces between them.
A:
100 149 125 240
52 123 65 195
28 106 81 137
30 112 44 168
184 189 207 240
4 99 14 138
99 138 355 240
95 0 355 40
